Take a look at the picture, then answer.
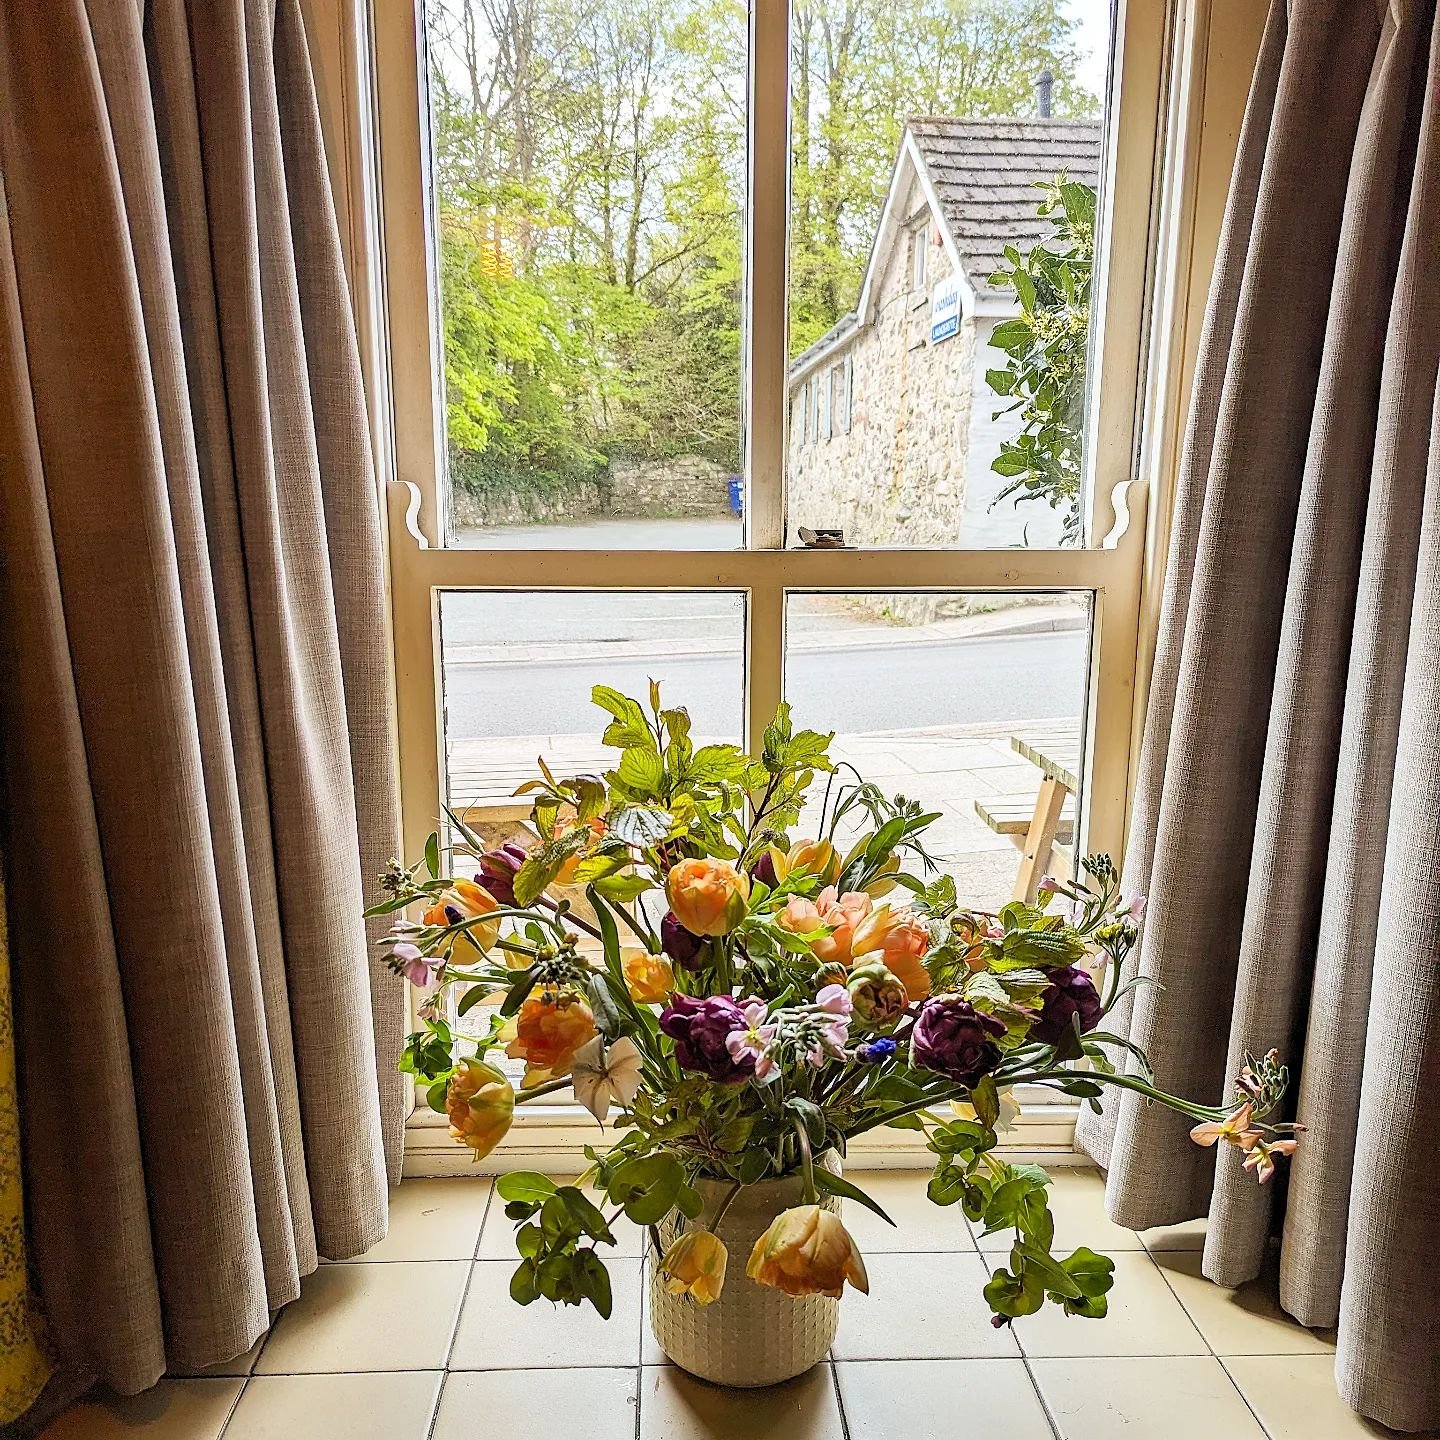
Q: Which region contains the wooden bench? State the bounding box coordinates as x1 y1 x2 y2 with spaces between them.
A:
974 721 1083 905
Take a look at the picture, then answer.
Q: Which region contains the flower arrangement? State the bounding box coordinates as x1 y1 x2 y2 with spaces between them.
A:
370 685 1300 1329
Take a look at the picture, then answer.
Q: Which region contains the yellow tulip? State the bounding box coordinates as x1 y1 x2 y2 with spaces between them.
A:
766 838 840 886
660 1228 729 1305
423 877 502 952
746 1205 869 1299
622 948 675 1004
666 857 751 936
446 1057 515 1161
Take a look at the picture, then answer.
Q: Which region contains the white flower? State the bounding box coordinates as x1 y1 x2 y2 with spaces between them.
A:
570 1035 645 1123
952 1089 1022 1134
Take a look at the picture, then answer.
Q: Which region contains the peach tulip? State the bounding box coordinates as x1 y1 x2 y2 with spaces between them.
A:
622 948 675 1005
503 992 597 1086
446 1056 515 1160
661 1229 729 1305
746 1205 869 1299
666 858 751 937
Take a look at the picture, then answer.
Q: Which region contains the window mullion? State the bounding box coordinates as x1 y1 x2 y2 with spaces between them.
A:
742 0 790 552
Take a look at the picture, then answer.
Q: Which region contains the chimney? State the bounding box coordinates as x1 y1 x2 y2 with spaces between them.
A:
1036 69 1054 119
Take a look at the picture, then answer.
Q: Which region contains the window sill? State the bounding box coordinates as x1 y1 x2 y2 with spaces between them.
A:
401 1096 1080 1177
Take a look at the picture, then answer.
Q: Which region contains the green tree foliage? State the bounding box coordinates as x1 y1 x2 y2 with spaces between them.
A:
426 0 1098 511
984 177 1096 543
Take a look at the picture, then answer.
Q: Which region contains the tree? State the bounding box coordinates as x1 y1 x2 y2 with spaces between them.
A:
984 177 1096 542
424 0 1099 512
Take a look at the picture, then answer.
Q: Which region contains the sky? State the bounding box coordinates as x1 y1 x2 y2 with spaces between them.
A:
1066 0 1116 105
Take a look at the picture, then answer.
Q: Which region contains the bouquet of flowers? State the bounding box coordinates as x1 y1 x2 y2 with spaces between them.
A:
370 685 1299 1327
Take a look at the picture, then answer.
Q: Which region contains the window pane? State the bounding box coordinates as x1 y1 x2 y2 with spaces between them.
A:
785 590 1091 910
425 0 747 548
786 1 1115 548
438 589 746 1076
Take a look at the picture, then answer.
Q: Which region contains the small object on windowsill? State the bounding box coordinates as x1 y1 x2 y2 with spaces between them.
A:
797 527 849 549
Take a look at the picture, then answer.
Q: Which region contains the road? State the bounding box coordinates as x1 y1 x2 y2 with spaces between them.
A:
442 627 1088 738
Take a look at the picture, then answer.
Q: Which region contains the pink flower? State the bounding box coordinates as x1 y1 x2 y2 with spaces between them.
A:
1242 1137 1298 1184
726 1000 780 1082
391 940 443 989
1190 1103 1261 1151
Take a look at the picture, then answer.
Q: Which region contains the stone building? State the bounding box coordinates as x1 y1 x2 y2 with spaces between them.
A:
787 117 1101 553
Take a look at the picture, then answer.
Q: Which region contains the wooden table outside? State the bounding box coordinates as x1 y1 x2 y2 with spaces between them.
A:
1008 721 1082 905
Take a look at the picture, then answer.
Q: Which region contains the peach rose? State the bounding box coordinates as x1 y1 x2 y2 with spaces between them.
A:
665 858 751 937
776 886 872 967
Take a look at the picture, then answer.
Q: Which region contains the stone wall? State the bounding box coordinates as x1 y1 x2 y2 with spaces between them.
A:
788 221 978 622
607 456 734 517
450 455 733 528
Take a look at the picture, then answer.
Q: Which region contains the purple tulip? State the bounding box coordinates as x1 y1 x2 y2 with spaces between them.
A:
659 994 754 1082
660 911 706 969
1029 966 1103 1045
910 996 1006 1087
476 842 528 907
752 851 779 887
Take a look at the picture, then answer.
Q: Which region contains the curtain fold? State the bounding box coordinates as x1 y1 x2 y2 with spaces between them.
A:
0 872 51 1426
1077 0 1440 1429
0 0 404 1396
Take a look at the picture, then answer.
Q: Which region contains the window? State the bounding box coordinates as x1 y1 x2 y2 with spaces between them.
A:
910 222 929 294
373 0 1178 1162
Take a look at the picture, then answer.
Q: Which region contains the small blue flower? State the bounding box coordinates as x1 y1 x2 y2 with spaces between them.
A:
856 1038 897 1064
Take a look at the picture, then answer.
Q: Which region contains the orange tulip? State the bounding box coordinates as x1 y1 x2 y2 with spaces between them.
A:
446 1056 515 1160
746 1205 869 1299
503 992 598 1086
666 858 751 936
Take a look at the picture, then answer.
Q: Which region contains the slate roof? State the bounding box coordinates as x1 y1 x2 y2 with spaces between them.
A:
907 117 1102 301
789 115 1102 379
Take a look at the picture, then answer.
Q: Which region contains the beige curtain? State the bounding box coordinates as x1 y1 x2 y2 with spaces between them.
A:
1077 0 1440 1429
0 0 405 1397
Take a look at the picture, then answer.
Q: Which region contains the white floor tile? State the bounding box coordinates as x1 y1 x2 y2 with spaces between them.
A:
255 1262 468 1373
433 1368 639 1440
837 1358 1053 1438
639 1362 843 1439
1033 1355 1266 1439
37 1380 242 1440
450 1258 642 1369
222 1372 441 1439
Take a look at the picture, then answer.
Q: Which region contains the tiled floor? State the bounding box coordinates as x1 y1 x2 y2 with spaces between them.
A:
38 1170 1418 1439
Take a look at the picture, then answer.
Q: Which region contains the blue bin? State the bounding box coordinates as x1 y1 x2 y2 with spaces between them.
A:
727 476 743 516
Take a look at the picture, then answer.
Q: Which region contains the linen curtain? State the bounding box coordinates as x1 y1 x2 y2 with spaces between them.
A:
0 872 51 1425
0 0 404 1396
1076 0 1440 1429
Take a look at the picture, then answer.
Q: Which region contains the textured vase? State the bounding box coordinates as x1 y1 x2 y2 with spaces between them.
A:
647 1157 843 1387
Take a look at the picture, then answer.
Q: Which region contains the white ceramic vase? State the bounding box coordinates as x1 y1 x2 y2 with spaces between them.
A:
647 1157 843 1387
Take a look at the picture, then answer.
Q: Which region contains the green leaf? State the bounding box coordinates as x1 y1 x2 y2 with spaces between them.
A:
509 1258 540 1305
555 1185 616 1244
814 1169 896 1226
616 746 665 794
608 1153 683 1226
496 1172 558 1207
574 1249 614 1319
423 832 441 879
785 1096 828 1149
591 686 655 750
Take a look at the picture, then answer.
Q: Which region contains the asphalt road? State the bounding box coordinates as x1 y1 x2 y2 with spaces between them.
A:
442 628 1088 739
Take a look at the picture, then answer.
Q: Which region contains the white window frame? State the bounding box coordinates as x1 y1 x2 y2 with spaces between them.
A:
308 0 1268 1172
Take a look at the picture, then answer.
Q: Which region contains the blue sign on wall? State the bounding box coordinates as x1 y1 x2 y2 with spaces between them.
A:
930 271 960 344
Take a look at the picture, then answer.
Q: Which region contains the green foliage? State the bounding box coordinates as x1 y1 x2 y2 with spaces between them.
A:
427 0 1098 512
985 177 1097 542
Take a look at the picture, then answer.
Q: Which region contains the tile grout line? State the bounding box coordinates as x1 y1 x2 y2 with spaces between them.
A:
1019 1355 1064 1440
1216 1355 1279 1440
425 1184 497 1440
829 1357 851 1440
